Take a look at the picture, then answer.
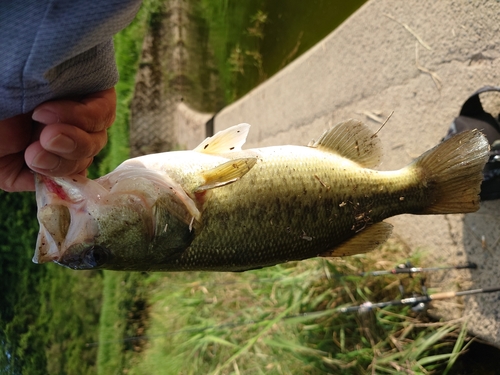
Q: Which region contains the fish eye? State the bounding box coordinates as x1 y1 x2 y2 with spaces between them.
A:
82 245 110 268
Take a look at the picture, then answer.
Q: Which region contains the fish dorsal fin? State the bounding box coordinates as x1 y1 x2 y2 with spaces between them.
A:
320 221 393 257
195 157 257 192
311 119 382 168
194 123 251 154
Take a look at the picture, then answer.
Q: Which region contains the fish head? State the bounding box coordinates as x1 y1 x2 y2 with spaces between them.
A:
34 173 155 270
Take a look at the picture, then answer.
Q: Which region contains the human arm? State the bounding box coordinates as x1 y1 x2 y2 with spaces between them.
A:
0 1 141 192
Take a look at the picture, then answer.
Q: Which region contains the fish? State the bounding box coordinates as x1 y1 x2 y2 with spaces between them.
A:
33 119 489 271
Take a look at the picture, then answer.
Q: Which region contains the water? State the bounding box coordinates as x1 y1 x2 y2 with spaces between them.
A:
261 0 366 78
231 0 367 101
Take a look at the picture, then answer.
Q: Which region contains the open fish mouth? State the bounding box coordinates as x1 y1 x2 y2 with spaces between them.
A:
33 174 106 264
33 170 160 269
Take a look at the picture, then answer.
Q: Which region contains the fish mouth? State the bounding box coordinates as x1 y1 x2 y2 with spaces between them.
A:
55 245 112 270
33 173 108 265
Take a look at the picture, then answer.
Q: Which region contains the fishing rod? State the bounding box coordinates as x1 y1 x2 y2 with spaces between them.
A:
339 286 500 313
356 261 477 277
139 261 477 289
86 284 500 347
86 261 483 347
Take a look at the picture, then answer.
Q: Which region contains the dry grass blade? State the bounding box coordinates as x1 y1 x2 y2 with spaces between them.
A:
384 13 432 50
415 42 442 91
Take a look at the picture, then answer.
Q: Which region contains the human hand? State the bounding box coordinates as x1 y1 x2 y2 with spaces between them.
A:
0 88 116 192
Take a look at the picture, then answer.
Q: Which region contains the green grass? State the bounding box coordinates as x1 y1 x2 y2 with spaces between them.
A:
96 271 150 375
112 241 470 375
96 272 123 374
0 190 105 375
198 0 267 103
38 267 103 375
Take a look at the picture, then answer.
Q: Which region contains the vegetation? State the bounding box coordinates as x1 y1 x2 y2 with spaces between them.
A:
0 191 44 375
198 0 365 103
99 0 162 175
102 241 475 375
198 0 267 103
0 193 104 375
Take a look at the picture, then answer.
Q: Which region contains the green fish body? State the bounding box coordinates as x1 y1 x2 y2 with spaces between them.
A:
33 120 489 271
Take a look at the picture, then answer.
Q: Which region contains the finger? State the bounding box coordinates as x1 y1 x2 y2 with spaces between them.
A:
38 123 108 160
25 141 93 177
32 87 116 133
0 113 33 157
0 152 35 192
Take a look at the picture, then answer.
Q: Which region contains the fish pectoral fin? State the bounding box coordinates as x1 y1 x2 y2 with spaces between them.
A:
321 222 393 257
194 123 251 154
311 119 383 168
195 157 257 192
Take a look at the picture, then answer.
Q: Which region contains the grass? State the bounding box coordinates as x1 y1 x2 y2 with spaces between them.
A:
108 240 471 375
197 0 366 104
98 0 165 175
96 271 150 375
38 267 103 375
0 189 104 374
198 0 266 103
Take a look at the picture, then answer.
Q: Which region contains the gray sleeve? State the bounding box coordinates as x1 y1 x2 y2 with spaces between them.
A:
0 0 142 120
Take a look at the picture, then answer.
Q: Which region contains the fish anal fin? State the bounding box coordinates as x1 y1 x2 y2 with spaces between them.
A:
196 157 257 192
321 222 393 257
312 119 382 168
194 123 251 154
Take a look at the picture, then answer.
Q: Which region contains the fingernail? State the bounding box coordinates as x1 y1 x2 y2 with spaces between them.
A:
32 109 59 124
31 151 61 171
46 134 76 153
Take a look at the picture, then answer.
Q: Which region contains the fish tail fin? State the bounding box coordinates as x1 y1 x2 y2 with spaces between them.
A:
412 129 489 214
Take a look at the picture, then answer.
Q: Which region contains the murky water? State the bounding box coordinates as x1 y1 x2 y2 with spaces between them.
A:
231 0 367 100
262 1 366 79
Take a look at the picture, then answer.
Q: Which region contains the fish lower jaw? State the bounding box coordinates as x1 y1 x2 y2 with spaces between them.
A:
33 230 66 264
32 246 61 264
32 250 61 264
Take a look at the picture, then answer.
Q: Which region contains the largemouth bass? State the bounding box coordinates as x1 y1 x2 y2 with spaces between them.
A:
33 120 489 271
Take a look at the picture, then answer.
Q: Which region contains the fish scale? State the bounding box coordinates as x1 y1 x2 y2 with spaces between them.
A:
171 148 429 271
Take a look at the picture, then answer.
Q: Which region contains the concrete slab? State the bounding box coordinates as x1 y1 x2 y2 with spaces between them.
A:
213 0 500 346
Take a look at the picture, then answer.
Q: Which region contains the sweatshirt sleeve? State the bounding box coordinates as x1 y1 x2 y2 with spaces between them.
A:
0 0 142 120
